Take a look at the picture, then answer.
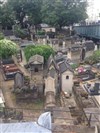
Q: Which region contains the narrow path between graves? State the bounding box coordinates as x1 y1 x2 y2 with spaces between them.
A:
0 68 15 108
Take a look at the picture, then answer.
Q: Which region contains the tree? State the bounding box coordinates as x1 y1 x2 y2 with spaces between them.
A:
0 39 18 59
0 0 88 29
0 2 15 29
7 0 42 27
24 45 55 61
41 0 88 28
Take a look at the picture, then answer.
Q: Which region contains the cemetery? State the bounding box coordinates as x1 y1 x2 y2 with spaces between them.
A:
0 22 100 109
0 1 100 131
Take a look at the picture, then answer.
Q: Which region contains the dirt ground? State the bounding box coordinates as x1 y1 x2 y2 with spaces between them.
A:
0 52 46 121
0 68 45 120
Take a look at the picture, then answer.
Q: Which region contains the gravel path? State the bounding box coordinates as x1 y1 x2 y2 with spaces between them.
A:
0 69 15 108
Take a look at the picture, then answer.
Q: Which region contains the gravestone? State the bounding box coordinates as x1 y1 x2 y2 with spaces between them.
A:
14 72 24 89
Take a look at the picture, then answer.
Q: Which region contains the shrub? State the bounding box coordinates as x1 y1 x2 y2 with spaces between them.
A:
0 39 18 59
71 63 79 69
13 25 30 39
37 30 45 35
85 50 100 65
24 45 55 62
0 32 4 40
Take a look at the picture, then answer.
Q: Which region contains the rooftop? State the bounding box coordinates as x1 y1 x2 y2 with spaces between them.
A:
58 61 73 73
28 54 44 64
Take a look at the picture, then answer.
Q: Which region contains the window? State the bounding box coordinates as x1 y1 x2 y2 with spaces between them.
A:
66 76 69 79
34 68 38 72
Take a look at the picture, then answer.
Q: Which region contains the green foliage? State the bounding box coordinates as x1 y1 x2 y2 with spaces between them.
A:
24 76 30 81
7 0 42 26
0 39 18 59
24 45 55 62
0 3 15 29
71 63 79 70
85 50 100 65
37 30 45 35
0 0 87 28
41 0 88 28
0 32 4 40
13 25 29 39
